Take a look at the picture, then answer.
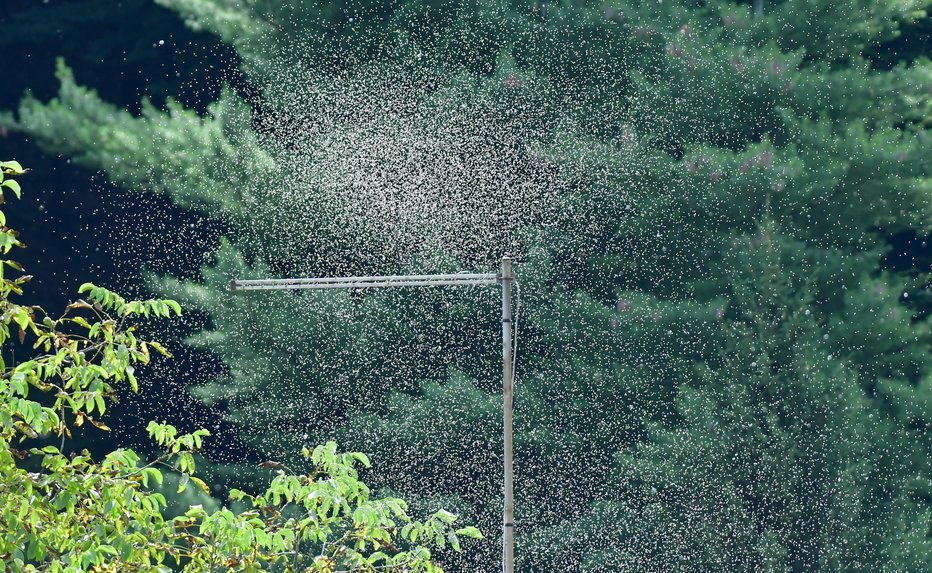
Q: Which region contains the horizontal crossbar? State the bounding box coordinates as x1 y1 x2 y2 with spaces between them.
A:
229 273 500 291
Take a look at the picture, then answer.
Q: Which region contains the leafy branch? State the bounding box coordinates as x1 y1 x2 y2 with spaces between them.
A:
0 162 481 572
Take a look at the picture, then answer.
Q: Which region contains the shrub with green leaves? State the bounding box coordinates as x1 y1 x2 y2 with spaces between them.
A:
0 162 481 572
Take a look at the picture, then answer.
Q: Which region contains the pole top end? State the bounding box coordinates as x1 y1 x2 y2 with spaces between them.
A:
500 257 515 282
227 279 239 292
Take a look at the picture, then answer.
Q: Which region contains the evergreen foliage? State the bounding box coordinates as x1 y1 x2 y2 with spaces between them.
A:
5 1 931 570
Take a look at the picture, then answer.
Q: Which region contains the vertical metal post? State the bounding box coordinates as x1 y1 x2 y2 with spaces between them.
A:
500 256 515 573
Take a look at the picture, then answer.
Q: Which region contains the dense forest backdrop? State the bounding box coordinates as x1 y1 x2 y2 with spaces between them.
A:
2 1 931 571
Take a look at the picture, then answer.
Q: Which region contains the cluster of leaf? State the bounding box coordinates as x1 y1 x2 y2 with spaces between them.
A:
184 442 482 572
0 160 24 253
0 166 480 572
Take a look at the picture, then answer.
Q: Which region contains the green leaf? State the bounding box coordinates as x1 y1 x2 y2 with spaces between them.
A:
189 475 211 495
2 179 21 198
455 526 483 539
368 551 389 564
435 509 457 524
141 467 163 487
148 341 171 357
126 365 138 392
1 160 25 173
165 299 182 316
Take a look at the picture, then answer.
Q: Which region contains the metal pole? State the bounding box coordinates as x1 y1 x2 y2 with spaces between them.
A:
230 272 498 289
500 256 515 573
229 277 498 290
229 264 517 571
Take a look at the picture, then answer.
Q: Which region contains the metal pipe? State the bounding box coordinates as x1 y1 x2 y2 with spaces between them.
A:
500 257 515 573
230 278 498 291
229 275 499 291
230 272 498 287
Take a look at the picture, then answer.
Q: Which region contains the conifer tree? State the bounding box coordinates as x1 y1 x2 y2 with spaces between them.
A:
5 1 930 570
